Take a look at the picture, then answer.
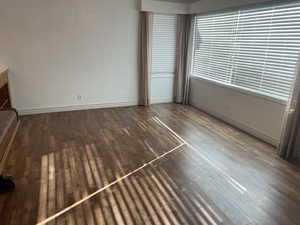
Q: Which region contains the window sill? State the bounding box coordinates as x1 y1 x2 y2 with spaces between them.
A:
190 75 287 106
151 73 175 78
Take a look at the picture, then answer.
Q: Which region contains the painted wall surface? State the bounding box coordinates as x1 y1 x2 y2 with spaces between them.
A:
151 76 174 103
142 0 277 15
141 0 189 14
189 77 286 146
0 0 139 114
189 0 275 14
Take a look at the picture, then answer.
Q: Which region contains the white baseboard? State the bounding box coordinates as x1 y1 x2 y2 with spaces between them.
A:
190 100 279 147
18 101 138 115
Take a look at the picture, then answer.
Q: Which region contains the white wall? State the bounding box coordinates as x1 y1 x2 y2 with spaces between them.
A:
141 0 189 14
0 0 139 114
142 0 276 15
189 0 275 14
189 77 286 146
151 75 174 103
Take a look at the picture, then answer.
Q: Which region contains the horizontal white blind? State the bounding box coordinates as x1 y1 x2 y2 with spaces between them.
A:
192 1 300 101
192 11 238 83
152 14 177 75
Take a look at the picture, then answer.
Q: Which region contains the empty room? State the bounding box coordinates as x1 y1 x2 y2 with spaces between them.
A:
1 0 300 224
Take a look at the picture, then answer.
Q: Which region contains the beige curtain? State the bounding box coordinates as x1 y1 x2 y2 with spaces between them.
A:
174 15 194 104
139 12 153 106
278 56 300 159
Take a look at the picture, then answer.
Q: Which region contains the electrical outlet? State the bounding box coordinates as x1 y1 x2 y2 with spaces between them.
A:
76 95 82 101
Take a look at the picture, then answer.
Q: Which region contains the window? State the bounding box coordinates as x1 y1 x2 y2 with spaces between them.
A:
151 14 177 103
152 14 177 76
192 1 300 101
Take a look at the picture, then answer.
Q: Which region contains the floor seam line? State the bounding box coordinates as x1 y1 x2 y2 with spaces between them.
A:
153 116 248 194
36 142 186 225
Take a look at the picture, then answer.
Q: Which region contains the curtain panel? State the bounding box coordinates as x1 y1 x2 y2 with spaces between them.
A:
278 56 300 159
174 15 194 104
139 12 153 106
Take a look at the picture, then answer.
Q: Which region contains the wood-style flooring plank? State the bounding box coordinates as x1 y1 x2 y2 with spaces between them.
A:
0 104 300 225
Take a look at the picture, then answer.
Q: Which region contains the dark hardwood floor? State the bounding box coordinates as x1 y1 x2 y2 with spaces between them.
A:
1 103 300 225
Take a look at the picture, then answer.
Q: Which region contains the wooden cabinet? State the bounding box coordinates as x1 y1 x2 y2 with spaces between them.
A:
0 66 11 109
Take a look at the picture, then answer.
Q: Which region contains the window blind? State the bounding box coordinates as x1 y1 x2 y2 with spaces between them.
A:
192 11 238 83
192 1 300 101
152 14 177 75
